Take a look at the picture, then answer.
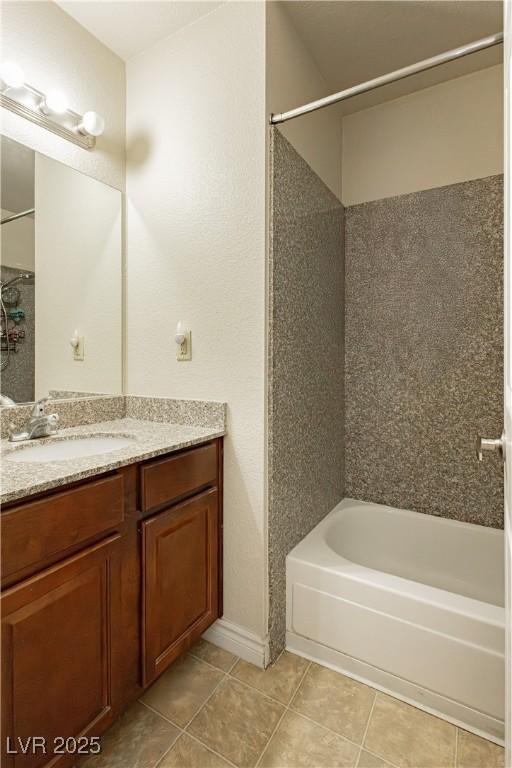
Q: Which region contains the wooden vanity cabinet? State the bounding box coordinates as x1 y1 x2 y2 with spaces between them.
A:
142 488 219 685
1 536 121 768
1 438 223 768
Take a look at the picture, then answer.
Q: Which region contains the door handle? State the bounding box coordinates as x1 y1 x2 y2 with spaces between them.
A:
476 434 505 462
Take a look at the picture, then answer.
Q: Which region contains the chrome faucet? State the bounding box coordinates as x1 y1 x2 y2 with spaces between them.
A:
8 398 59 442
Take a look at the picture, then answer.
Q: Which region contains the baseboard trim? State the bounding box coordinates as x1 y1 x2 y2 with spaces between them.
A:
203 619 269 668
287 631 505 747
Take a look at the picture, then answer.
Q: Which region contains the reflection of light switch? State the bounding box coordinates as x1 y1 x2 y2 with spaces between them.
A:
176 331 191 361
73 336 84 361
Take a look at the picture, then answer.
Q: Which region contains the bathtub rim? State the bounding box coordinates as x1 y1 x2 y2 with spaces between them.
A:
288 497 505 623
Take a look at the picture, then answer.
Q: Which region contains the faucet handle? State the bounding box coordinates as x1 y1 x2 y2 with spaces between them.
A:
31 397 50 417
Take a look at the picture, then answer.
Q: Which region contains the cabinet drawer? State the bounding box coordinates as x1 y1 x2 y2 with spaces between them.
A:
1 474 124 584
141 442 217 513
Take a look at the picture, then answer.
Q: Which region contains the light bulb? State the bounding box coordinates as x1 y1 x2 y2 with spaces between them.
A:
0 61 25 89
40 89 68 115
78 111 105 137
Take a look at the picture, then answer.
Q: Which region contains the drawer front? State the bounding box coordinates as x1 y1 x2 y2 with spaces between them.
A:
141 442 217 513
1 474 124 584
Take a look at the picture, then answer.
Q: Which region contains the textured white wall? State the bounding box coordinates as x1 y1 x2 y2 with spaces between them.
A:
1 0 125 191
266 1 342 201
126 2 267 639
35 154 122 399
342 65 503 205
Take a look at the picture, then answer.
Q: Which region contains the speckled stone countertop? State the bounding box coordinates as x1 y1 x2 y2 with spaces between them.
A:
1 417 225 506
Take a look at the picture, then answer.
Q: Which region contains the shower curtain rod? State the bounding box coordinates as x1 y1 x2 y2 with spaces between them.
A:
0 209 35 226
270 32 503 125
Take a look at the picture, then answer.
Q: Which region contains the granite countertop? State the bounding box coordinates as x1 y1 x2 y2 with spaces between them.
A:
1 417 225 505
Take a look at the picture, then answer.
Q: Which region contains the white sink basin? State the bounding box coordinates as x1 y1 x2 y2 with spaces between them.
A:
5 435 136 463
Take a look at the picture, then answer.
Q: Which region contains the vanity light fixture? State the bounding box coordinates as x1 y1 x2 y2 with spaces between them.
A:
0 62 105 150
39 89 69 116
77 111 105 138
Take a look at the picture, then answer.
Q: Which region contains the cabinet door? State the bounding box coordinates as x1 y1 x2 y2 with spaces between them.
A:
142 488 219 685
1 535 121 768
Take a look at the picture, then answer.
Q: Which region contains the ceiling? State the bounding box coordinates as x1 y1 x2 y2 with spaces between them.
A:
283 1 503 114
55 1 224 60
55 0 503 113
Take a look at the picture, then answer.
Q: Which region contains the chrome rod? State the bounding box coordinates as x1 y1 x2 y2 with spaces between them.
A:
270 32 503 125
0 209 35 226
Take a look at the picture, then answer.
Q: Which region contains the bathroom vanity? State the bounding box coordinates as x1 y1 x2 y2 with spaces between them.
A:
0 413 224 768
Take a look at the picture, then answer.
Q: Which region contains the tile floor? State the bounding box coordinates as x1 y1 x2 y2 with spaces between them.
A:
78 640 505 768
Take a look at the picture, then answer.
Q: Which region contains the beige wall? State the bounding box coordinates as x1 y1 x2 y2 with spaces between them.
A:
266 2 342 201
0 209 34 272
35 154 122 399
342 65 503 206
126 2 268 643
1 1 125 191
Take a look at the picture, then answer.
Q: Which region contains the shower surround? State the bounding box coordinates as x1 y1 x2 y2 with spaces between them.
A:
268 129 345 658
345 175 504 529
268 131 503 656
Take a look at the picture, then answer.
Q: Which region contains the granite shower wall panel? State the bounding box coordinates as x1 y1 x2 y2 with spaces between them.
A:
345 175 504 528
268 128 345 657
0 265 35 403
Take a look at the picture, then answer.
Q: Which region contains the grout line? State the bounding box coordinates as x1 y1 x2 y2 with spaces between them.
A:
183 672 229 731
151 726 182 768
184 731 239 768
357 689 378 767
145 672 233 768
226 656 240 674
255 660 314 767
287 659 312 706
226 668 292 707
255 660 312 768
185 643 240 675
361 690 378 746
187 648 239 675
455 727 459 768
138 646 475 768
254 703 288 768
287 704 382 757
139 699 185 731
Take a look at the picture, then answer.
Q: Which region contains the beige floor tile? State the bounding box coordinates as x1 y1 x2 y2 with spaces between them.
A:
364 694 456 768
291 663 375 743
259 710 359 768
141 654 223 727
187 677 284 767
231 652 309 704
159 733 232 768
456 730 505 768
77 702 179 768
357 750 394 768
189 639 238 672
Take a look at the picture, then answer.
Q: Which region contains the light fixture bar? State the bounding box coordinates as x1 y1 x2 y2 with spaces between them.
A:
0 79 99 150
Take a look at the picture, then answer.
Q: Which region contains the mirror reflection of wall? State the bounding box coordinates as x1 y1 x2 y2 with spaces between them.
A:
0 136 122 404
0 139 35 404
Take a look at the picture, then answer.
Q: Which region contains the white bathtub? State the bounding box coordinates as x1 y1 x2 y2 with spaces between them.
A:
286 498 505 743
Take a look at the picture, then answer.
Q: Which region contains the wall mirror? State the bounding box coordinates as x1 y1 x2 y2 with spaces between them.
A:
0 136 122 404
